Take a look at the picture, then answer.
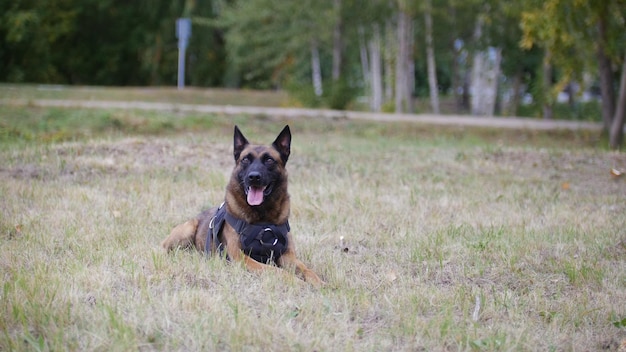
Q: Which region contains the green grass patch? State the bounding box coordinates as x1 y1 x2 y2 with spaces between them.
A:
0 106 239 144
0 84 289 107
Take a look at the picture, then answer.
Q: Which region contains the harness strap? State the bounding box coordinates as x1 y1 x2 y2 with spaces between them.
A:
206 202 227 255
223 212 290 247
206 202 290 264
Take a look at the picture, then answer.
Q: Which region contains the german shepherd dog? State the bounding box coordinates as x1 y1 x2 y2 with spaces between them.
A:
161 125 324 287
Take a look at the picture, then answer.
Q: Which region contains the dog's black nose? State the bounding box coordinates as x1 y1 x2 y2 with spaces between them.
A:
248 171 262 183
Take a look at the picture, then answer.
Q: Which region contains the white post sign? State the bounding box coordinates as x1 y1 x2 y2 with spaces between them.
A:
176 18 191 89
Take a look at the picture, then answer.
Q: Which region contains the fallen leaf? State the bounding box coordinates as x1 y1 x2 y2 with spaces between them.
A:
561 182 570 190
611 168 623 178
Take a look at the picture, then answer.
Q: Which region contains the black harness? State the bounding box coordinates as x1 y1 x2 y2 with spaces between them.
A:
206 203 289 264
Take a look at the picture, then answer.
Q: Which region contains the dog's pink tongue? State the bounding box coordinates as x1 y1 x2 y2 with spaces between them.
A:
247 186 265 206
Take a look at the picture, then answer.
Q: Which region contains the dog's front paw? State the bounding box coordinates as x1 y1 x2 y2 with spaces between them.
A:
303 269 326 288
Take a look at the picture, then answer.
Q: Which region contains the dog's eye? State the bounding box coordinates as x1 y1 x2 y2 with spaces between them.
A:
241 156 251 165
264 157 275 165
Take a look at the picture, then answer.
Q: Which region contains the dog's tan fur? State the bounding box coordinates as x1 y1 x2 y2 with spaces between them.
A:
161 126 324 287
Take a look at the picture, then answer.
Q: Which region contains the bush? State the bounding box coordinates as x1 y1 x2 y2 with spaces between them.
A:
516 101 602 121
325 79 359 110
285 79 359 110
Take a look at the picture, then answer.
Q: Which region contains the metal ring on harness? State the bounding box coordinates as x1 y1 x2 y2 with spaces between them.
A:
209 216 215 230
259 228 279 246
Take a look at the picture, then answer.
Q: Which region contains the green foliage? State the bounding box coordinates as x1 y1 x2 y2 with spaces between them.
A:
0 0 226 86
0 0 622 131
521 0 625 84
218 0 338 89
285 82 323 108
517 101 602 121
0 0 77 82
286 80 360 110
325 79 360 110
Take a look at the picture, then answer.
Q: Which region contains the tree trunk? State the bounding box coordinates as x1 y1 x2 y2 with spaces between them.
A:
452 42 461 113
407 19 415 102
358 26 369 88
565 82 576 108
469 16 501 117
509 70 523 116
424 0 440 114
542 50 553 120
395 10 412 113
311 40 323 97
331 0 342 81
597 16 615 131
469 16 483 115
404 13 414 113
470 48 501 116
150 33 163 85
369 25 383 112
384 21 394 102
609 58 626 149
462 68 470 112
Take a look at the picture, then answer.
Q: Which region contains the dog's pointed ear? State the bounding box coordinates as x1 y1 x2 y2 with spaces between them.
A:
272 125 291 164
233 126 249 161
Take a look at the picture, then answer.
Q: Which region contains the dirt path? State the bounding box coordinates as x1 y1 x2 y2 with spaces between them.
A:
1 98 604 131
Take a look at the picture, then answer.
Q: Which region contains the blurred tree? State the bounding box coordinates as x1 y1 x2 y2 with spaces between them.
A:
0 0 616 135
219 0 333 89
0 0 226 86
423 0 440 114
521 0 626 148
395 0 416 113
354 0 392 111
0 0 77 82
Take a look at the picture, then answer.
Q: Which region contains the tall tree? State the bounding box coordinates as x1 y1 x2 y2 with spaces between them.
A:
469 13 491 116
610 59 626 147
492 1 543 117
219 0 334 89
541 50 553 120
331 0 342 82
311 39 323 96
469 1 514 117
596 8 616 131
384 21 395 103
442 0 481 113
0 0 78 82
521 0 626 148
0 0 225 86
395 1 415 113
346 0 391 111
368 25 383 112
423 0 440 114
358 26 370 90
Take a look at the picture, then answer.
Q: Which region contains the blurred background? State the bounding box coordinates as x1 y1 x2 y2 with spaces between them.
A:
1 0 625 145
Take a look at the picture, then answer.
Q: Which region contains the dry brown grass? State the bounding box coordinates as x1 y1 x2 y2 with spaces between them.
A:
1 107 625 351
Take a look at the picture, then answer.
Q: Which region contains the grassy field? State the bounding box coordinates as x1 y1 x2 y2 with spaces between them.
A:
0 83 604 119
0 84 290 108
1 93 625 351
